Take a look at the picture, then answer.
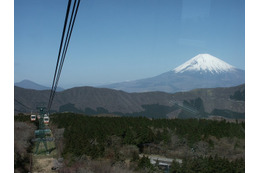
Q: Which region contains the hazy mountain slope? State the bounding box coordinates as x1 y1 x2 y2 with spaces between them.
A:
14 84 245 118
101 54 245 93
15 80 64 91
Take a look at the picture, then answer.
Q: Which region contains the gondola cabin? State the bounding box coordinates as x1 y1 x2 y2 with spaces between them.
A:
44 116 49 124
31 115 36 121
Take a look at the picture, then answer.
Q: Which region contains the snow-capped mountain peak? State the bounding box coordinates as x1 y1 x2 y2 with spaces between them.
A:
102 53 244 93
173 54 235 74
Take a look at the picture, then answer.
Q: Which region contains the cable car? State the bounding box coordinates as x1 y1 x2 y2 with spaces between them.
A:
44 115 50 124
31 115 36 121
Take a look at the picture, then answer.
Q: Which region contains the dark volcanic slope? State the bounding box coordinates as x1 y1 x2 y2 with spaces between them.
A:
14 84 245 116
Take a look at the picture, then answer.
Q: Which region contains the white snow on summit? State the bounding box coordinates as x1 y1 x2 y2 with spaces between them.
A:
173 54 235 74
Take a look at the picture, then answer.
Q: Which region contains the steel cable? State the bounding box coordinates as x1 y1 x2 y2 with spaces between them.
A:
47 0 80 112
49 0 81 109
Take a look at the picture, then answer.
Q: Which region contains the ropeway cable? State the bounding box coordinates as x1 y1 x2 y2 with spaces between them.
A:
49 0 81 108
47 0 81 112
48 0 81 112
47 0 72 111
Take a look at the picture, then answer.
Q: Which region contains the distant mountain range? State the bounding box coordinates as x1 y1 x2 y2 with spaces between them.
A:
14 53 245 119
101 54 245 93
15 54 244 94
14 80 64 91
14 84 245 119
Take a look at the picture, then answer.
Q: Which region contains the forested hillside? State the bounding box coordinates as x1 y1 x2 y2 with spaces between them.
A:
14 84 245 119
14 113 245 172
53 113 244 172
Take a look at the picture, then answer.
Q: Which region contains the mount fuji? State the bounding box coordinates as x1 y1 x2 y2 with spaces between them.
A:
102 54 245 93
173 54 236 74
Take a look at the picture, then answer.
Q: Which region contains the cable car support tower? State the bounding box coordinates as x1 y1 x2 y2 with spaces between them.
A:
31 0 81 155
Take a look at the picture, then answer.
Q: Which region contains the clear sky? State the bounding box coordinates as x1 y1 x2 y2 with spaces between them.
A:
14 0 245 88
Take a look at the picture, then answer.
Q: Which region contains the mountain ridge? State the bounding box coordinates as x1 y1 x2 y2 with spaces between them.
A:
14 79 64 91
101 54 245 93
14 84 245 119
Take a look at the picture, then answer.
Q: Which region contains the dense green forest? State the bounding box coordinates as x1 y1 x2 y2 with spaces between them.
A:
50 113 244 171
170 155 244 173
50 113 244 157
15 113 245 172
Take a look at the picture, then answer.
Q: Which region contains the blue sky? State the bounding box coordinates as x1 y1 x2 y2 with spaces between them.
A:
14 0 245 88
